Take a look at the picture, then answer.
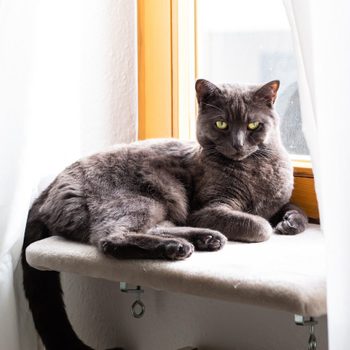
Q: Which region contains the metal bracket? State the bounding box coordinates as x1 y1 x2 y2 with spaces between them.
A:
120 282 145 318
294 315 318 350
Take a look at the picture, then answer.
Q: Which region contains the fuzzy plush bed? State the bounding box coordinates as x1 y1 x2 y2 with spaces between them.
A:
26 224 326 317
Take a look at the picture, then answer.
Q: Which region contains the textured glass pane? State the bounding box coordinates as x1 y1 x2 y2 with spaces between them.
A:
197 0 309 155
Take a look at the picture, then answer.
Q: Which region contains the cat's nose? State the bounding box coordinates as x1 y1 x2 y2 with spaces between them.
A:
233 132 244 151
233 144 243 152
232 139 244 151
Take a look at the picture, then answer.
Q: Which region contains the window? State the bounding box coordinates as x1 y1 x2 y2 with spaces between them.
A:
197 0 309 156
138 0 319 220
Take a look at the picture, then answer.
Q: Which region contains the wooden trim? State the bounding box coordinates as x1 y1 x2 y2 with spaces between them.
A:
138 0 196 140
171 0 179 138
291 160 319 220
174 0 197 140
292 159 313 178
137 0 173 139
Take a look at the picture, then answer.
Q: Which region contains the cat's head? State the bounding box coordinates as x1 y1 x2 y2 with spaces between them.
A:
195 79 280 161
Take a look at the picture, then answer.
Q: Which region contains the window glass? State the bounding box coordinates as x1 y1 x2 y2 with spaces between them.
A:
197 0 309 155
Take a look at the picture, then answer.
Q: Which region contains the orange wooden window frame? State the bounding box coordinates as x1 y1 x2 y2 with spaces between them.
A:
291 160 319 220
138 0 174 139
137 0 319 220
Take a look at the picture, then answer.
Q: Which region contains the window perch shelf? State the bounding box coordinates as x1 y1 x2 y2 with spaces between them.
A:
25 224 326 317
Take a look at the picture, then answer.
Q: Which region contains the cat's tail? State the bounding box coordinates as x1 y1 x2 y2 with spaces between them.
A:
22 204 93 350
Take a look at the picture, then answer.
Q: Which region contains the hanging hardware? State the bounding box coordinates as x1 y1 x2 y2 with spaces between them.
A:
120 282 145 318
294 315 318 350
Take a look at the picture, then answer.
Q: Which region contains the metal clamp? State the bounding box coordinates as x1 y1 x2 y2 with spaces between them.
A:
120 282 145 318
294 315 318 350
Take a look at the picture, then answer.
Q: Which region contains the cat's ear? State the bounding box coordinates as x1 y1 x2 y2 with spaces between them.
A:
195 79 221 103
254 80 280 107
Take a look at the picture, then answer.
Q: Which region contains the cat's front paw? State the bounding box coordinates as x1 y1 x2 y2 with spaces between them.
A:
274 210 307 235
163 239 194 260
246 217 272 243
193 229 227 251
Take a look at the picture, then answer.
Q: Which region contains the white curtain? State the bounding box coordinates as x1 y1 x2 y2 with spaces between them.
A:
284 1 350 349
0 1 137 349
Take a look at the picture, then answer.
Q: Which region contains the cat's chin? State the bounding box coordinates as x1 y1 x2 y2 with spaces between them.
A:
231 155 249 161
213 144 259 161
218 149 256 162
230 154 251 161
217 152 248 161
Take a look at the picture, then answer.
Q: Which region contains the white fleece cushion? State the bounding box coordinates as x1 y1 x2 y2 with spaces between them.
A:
26 224 326 317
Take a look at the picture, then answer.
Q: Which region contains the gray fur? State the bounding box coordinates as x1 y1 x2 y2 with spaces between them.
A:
27 79 307 261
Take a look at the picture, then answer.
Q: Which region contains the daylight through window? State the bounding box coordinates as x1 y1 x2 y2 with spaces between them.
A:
196 0 309 156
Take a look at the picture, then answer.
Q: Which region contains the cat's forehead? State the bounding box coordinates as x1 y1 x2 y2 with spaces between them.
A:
215 83 258 118
217 83 257 100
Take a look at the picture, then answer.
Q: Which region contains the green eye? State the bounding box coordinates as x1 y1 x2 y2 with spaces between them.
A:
215 121 228 130
247 121 260 130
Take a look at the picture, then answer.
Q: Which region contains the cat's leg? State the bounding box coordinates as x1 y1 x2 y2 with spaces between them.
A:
98 232 194 260
187 204 272 243
269 203 308 235
89 196 194 260
146 221 227 251
88 194 197 260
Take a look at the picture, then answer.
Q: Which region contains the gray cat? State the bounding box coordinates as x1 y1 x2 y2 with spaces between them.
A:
22 79 308 350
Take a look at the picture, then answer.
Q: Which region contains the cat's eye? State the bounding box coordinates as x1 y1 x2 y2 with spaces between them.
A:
247 121 260 130
215 121 228 130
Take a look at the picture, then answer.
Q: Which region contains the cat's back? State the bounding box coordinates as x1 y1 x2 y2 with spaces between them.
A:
81 138 197 184
34 139 198 232
46 139 195 198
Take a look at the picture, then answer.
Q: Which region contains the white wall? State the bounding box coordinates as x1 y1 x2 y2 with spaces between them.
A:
12 1 138 349
79 0 138 155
